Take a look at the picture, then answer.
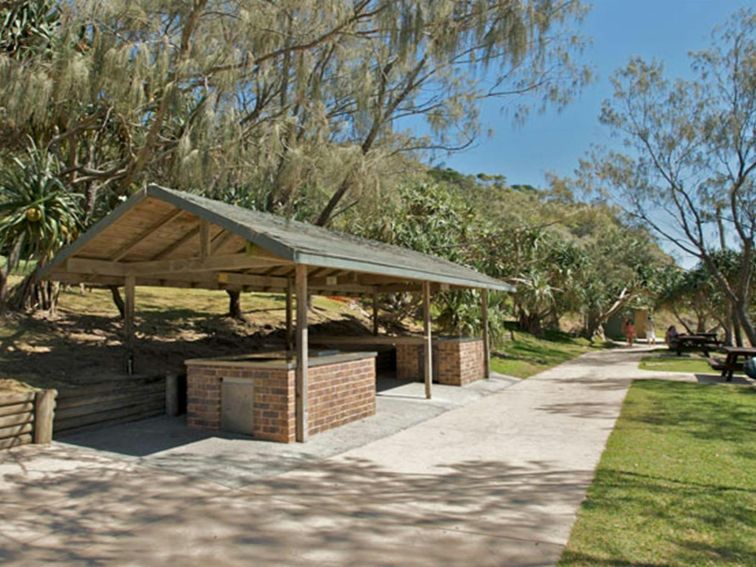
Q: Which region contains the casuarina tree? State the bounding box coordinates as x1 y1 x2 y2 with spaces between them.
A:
579 9 756 343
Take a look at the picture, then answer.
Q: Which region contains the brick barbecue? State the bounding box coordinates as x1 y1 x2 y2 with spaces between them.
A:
186 351 376 443
396 337 485 386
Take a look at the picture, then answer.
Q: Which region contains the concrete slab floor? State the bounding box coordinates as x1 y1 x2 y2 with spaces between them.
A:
56 374 520 488
0 348 715 566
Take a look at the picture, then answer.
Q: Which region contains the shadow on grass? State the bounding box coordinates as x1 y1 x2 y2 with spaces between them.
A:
561 379 756 566
630 380 755 444
561 466 755 566
496 341 584 365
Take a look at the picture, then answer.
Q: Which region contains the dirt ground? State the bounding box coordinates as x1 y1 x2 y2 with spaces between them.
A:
0 283 379 391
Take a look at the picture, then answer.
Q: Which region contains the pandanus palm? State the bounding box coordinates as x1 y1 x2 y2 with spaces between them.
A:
0 146 81 310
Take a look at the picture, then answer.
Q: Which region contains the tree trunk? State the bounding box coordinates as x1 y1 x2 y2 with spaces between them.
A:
316 176 351 226
545 309 560 331
734 326 744 347
0 271 9 314
734 301 753 346
694 313 707 334
582 312 602 340
670 306 693 334
700 252 755 345
10 274 60 314
0 237 24 313
84 183 100 224
227 289 244 320
722 318 734 347
110 285 125 318
581 289 635 340
517 309 544 336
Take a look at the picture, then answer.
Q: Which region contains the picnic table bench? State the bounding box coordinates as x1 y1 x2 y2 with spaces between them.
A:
670 333 721 357
710 346 756 382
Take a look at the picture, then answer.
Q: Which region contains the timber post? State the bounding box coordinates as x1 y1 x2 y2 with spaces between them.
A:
124 275 136 375
482 289 491 379
286 277 294 351
166 372 179 417
423 281 433 399
33 389 56 444
295 265 309 442
372 293 379 336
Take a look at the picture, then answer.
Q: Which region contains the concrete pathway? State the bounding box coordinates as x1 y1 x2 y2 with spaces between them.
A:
0 347 693 566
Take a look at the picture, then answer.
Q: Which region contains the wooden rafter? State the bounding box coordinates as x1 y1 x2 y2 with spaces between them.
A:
111 208 184 261
199 220 211 259
152 224 200 260
210 230 234 254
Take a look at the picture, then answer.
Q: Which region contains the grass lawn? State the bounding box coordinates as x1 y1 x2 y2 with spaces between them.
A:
639 352 743 376
491 329 605 378
560 380 756 566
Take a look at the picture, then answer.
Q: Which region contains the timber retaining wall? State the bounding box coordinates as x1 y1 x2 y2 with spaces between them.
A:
0 389 57 450
54 374 166 436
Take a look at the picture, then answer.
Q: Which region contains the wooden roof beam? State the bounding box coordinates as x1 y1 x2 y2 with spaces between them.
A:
65 253 290 277
219 272 377 295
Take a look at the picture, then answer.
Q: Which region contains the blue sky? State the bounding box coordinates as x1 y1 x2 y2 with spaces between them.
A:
438 0 752 188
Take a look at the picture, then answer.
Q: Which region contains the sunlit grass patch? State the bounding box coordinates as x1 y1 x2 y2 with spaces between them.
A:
491 328 606 378
639 352 737 375
560 380 756 566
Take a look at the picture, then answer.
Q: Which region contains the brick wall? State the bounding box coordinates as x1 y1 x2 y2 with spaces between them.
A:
395 339 485 386
437 339 485 386
252 369 296 443
186 364 223 430
308 358 375 436
186 355 376 443
187 364 294 442
396 344 421 380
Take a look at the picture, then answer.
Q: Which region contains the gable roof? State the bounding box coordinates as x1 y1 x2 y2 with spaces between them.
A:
41 184 514 293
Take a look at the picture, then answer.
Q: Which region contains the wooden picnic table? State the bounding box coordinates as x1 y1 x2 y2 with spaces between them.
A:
672 334 721 357
718 346 756 382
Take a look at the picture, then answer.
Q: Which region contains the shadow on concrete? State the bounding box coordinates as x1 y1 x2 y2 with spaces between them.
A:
58 416 251 458
376 375 413 394
545 376 633 393
0 445 584 566
3 439 749 567
535 401 621 420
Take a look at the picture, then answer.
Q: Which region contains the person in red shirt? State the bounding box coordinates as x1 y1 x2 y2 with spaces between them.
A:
624 319 635 346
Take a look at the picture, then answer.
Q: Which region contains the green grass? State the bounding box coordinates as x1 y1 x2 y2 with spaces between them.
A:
560 380 756 566
490 329 605 378
639 352 741 375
